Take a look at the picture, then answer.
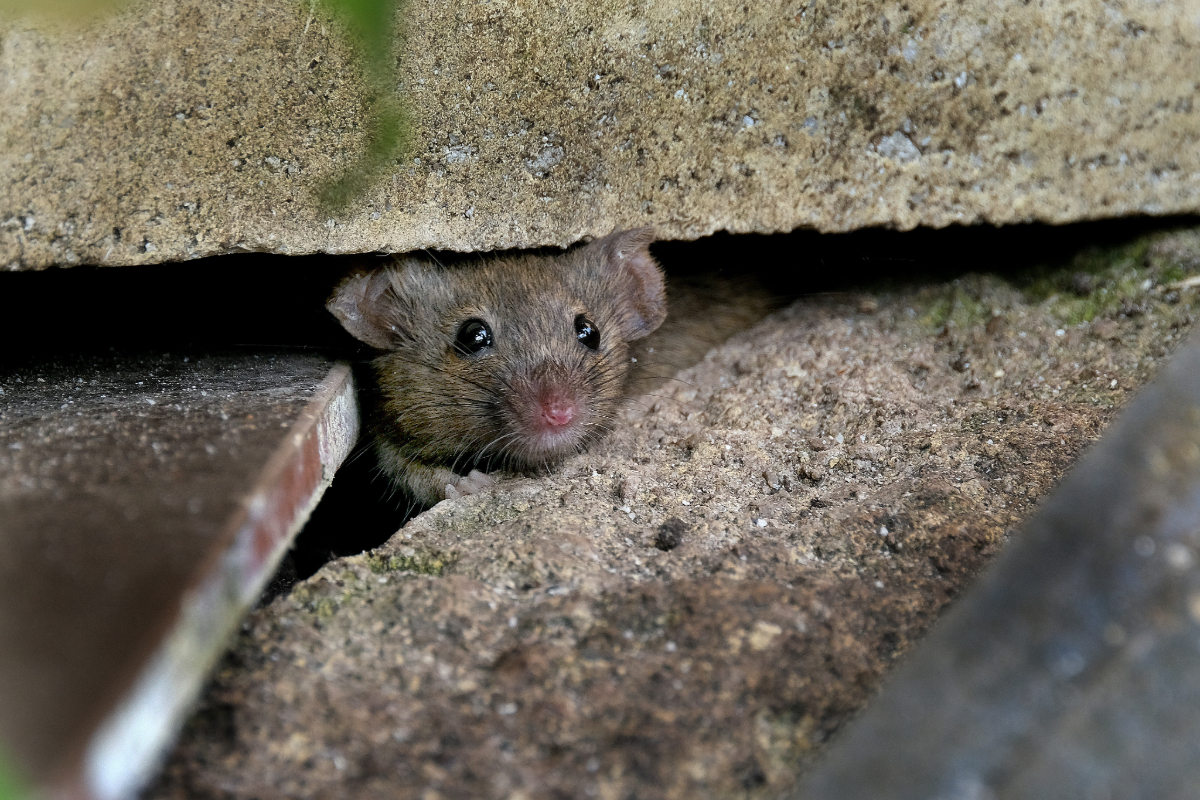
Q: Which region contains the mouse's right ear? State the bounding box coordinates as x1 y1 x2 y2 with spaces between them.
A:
327 267 406 350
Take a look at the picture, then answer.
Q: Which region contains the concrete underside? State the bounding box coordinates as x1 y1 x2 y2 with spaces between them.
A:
3 0 1200 269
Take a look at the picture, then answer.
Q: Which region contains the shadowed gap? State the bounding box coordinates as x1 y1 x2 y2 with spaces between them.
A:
1 217 1189 596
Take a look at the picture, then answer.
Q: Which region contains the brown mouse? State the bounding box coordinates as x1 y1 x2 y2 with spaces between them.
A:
327 228 666 507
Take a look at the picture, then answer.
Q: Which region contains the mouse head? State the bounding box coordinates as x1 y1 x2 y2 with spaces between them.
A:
329 228 664 350
328 228 666 470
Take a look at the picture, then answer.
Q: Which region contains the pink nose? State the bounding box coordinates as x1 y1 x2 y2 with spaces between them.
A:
541 401 576 427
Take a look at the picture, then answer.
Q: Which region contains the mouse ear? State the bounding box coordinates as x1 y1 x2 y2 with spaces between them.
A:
589 227 666 340
327 267 405 350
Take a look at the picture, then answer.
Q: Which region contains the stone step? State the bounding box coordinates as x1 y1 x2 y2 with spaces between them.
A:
0 351 357 799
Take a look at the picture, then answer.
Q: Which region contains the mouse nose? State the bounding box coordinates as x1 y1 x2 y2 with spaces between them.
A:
541 396 576 428
526 361 581 432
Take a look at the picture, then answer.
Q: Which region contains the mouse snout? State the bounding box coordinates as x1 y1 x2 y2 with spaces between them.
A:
499 359 598 466
527 362 581 433
495 357 589 460
539 389 577 428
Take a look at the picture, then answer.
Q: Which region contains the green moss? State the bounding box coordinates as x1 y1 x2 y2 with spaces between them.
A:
1144 228 1200 284
366 550 455 576
919 277 993 331
1014 238 1152 325
1157 262 1188 285
288 583 342 617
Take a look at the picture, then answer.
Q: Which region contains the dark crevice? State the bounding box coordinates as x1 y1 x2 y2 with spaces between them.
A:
276 215 1196 594
261 444 417 599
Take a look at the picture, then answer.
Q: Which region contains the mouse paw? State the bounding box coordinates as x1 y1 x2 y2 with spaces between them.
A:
443 469 497 500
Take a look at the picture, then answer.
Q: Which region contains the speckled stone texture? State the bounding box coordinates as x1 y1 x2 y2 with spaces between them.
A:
149 224 1200 799
799 321 1200 800
4 0 1200 269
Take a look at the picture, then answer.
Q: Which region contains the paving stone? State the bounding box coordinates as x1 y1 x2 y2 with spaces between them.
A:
798 328 1200 800
3 0 1200 268
148 223 1200 799
0 351 356 799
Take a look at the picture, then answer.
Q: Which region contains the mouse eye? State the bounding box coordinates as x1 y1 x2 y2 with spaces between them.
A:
575 315 600 350
454 319 493 356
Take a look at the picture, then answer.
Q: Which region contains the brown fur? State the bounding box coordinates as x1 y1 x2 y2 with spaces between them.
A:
328 229 666 507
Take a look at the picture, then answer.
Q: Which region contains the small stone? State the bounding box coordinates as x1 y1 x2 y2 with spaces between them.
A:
654 518 687 551
616 475 641 501
800 464 826 483
1093 319 1120 341
748 621 783 651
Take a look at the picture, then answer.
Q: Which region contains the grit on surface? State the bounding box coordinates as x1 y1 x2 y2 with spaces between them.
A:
150 224 1200 799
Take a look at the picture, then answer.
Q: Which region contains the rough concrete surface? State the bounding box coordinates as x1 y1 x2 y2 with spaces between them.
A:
4 0 1200 269
149 223 1200 799
798 313 1200 800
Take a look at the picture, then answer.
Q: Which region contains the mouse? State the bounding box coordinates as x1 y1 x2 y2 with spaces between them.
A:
326 228 667 508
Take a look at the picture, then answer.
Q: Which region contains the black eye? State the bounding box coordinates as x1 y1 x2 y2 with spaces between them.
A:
454 319 493 355
575 315 600 350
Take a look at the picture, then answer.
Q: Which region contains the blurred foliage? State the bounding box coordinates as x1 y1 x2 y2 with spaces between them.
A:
0 0 130 25
321 0 397 83
0 750 22 800
317 92 411 211
314 0 413 212
0 0 412 213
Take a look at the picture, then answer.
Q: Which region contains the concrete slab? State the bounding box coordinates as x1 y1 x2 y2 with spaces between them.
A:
0 351 357 799
3 0 1200 268
147 222 1200 799
798 329 1200 800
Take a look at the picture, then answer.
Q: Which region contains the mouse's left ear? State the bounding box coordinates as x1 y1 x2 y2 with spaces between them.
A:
590 227 666 340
